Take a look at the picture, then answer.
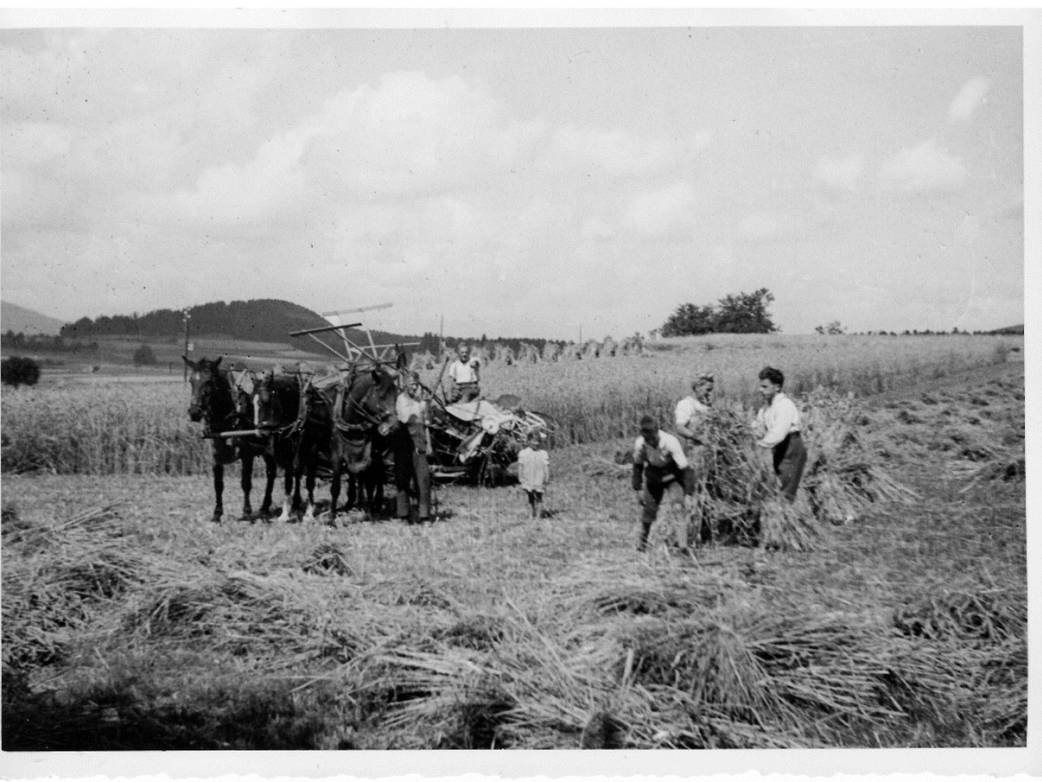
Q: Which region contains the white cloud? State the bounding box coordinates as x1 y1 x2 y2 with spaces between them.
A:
580 216 616 241
948 77 990 122
167 71 549 226
2 122 73 166
172 125 317 223
307 71 545 197
813 153 864 192
622 181 696 236
878 139 967 193
739 211 795 242
551 125 708 177
955 214 982 244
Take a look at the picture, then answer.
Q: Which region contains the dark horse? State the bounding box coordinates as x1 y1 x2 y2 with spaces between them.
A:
183 356 278 522
323 352 408 525
253 370 332 522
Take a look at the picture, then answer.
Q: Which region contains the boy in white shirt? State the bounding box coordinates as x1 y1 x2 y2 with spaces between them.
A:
754 366 807 501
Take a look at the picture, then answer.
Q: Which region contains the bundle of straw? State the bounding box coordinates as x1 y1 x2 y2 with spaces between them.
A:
375 650 516 748
616 616 792 728
680 389 918 550
759 498 820 551
893 588 1026 642
302 544 352 577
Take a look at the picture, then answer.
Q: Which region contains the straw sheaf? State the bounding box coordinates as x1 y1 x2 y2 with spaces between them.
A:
893 588 1026 642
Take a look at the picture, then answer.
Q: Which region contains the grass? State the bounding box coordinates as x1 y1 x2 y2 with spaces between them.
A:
0 353 1025 750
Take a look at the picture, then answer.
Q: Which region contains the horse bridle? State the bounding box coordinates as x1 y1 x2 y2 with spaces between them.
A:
190 368 239 437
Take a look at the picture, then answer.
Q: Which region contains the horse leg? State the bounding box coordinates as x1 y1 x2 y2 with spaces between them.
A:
240 453 254 520
304 462 318 523
212 462 224 522
345 474 358 513
259 453 276 518
292 470 304 512
370 458 385 518
329 461 341 527
278 466 294 522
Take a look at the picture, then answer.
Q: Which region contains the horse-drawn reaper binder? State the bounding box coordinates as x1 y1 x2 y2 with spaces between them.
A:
188 307 558 523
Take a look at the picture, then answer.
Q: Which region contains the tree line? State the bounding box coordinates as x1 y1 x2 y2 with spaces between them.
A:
2 331 99 354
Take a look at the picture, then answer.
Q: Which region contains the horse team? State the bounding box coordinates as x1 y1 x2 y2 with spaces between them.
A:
183 351 416 525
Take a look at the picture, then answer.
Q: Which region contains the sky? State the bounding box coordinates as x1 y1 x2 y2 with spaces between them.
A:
0 13 1029 340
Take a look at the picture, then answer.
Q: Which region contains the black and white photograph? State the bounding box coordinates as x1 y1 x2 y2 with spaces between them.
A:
0 8 1035 777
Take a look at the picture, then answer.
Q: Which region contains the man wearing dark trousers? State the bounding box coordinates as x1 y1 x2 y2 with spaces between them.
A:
632 415 696 552
754 366 807 501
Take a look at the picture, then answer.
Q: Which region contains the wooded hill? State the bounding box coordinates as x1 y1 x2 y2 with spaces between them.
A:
57 299 425 353
53 299 556 356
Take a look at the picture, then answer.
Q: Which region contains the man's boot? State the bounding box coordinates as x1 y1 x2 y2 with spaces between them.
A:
637 520 652 552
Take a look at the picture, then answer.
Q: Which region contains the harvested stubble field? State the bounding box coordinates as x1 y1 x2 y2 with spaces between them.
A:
0 336 1025 750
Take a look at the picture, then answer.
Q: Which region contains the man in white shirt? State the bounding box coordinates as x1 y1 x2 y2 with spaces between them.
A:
393 373 433 523
447 344 481 403
632 415 696 552
754 366 807 501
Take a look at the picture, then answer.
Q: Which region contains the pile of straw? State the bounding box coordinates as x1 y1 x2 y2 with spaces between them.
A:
686 388 917 550
302 544 352 577
893 588 1026 642
2 505 134 669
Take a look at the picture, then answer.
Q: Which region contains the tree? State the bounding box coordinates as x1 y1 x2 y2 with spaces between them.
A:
815 320 845 335
662 303 717 337
663 288 777 336
713 288 777 333
133 344 157 366
1 356 41 387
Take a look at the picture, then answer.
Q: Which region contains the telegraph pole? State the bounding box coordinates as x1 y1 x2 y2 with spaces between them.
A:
182 309 192 381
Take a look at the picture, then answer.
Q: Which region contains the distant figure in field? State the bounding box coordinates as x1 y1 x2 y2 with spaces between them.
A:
632 415 695 553
447 344 481 403
675 372 715 544
517 431 550 519
753 366 807 501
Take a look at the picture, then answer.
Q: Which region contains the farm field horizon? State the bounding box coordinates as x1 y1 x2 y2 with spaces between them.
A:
0 334 1026 753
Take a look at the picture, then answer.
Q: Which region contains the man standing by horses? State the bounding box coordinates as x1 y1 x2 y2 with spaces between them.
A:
393 372 434 523
754 366 807 501
447 344 481 403
632 415 696 553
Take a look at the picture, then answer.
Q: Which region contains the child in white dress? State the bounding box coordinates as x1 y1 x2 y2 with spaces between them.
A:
517 431 550 519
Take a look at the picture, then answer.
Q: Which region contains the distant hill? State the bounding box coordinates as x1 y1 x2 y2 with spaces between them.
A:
47 298 555 357
60 299 336 346
1 301 66 336
54 298 447 354
988 324 1024 335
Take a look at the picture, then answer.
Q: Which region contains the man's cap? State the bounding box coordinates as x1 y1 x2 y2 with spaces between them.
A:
639 415 657 431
